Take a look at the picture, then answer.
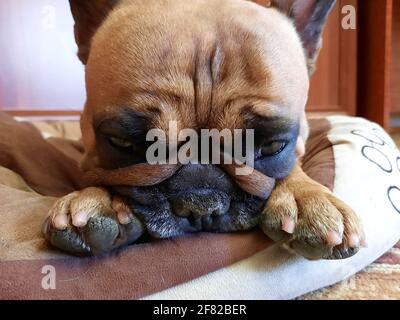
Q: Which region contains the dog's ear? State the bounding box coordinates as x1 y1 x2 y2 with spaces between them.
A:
270 0 336 74
69 0 120 64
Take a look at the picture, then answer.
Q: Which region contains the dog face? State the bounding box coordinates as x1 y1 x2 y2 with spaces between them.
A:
70 0 335 237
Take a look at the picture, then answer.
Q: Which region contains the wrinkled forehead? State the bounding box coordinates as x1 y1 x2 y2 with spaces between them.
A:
85 1 309 128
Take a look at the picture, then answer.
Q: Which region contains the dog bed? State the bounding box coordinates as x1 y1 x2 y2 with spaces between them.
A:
0 112 399 299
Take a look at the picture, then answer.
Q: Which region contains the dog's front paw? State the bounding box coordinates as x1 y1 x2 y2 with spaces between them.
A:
42 187 145 255
261 181 365 260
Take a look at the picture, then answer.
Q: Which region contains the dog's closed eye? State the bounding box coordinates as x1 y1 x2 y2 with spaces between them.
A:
108 136 134 150
261 141 287 157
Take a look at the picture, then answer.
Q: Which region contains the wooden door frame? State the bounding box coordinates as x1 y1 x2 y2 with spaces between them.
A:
338 0 358 116
357 0 393 130
306 0 358 114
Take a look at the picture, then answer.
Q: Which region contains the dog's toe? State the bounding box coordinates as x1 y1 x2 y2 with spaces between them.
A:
261 180 364 260
83 211 144 255
82 212 120 254
43 217 91 255
261 186 297 242
43 188 145 255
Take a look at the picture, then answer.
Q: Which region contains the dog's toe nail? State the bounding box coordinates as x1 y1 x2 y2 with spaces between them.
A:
53 214 69 230
42 217 51 235
281 217 295 234
360 230 368 247
72 211 89 227
361 237 368 248
348 234 360 248
326 230 342 246
117 211 132 225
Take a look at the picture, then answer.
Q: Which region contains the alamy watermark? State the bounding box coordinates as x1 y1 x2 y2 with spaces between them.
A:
41 265 56 290
145 121 255 175
41 5 56 30
341 5 356 30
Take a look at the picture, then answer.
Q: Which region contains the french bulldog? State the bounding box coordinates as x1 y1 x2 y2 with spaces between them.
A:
43 0 365 259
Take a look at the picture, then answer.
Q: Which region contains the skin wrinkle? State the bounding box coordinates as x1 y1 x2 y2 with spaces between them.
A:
207 42 218 126
192 38 200 126
83 152 275 200
195 36 215 128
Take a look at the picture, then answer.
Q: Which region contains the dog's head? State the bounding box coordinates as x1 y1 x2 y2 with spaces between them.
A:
70 0 335 237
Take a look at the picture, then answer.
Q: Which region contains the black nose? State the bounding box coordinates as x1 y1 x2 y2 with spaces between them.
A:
170 189 230 217
166 164 235 193
165 164 234 218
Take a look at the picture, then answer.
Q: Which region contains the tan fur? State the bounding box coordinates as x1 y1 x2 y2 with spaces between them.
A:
81 0 309 168
262 163 365 259
49 187 137 229
46 0 364 259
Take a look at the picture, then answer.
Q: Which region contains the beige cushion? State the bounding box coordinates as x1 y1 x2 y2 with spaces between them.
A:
0 114 399 299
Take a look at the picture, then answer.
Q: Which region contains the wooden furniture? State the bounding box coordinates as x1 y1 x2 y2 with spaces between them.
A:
357 0 393 130
390 0 400 115
308 0 358 115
